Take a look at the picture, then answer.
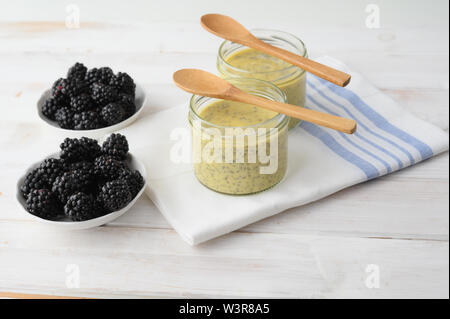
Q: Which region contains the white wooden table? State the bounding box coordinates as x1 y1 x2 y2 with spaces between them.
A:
0 0 448 298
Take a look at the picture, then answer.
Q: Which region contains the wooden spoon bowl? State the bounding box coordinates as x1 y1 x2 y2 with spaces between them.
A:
201 14 351 87
173 69 356 134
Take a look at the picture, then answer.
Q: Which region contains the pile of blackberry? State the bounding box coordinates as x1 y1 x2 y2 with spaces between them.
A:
21 134 144 221
42 63 137 130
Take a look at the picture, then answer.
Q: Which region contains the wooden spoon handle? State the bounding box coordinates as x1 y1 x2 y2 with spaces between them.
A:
228 88 357 134
250 39 351 87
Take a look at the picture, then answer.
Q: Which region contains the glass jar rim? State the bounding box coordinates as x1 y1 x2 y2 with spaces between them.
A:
218 28 308 76
189 77 288 130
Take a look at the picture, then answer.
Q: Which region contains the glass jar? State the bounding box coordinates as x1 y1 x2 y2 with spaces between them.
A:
188 78 289 195
217 29 307 129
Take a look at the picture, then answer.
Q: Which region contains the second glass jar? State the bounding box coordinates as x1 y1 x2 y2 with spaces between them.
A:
217 29 308 129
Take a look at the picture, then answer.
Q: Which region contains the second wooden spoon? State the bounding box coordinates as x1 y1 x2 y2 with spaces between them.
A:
173 69 356 134
201 13 351 87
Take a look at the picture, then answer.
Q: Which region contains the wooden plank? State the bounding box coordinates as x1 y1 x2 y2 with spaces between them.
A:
0 0 447 30
0 291 86 299
0 221 447 298
381 89 449 130
0 50 447 90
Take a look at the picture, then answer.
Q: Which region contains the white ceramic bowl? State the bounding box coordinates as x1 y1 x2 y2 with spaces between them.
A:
16 152 147 230
37 84 146 139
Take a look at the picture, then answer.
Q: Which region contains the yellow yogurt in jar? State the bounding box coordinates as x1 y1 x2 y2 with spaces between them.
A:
200 100 277 126
189 78 288 195
217 30 307 129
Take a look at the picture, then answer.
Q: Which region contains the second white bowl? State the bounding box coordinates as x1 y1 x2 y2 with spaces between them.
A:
16 152 147 230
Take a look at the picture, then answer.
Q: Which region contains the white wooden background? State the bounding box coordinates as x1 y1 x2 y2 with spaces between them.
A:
0 0 448 298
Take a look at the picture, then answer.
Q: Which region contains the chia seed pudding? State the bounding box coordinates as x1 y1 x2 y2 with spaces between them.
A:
188 78 288 195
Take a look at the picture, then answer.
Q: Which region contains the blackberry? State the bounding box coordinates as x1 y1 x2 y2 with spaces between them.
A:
94 155 126 180
109 72 135 95
65 161 95 177
85 67 114 85
98 67 114 81
99 179 132 212
78 137 102 158
70 94 95 113
20 168 50 199
85 68 100 85
73 110 102 130
55 107 75 129
64 192 97 221
66 79 89 97
117 93 136 118
100 102 124 126
26 189 60 220
52 78 87 98
51 78 67 97
120 169 144 198
38 158 64 185
42 96 66 120
52 169 92 203
67 62 87 81
101 133 129 160
65 162 96 194
60 137 101 163
91 83 118 106
60 137 86 162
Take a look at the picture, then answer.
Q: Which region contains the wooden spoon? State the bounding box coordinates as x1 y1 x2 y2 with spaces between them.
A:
173 69 356 134
201 14 351 87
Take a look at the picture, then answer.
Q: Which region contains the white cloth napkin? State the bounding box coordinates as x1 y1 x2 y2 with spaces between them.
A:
120 56 449 245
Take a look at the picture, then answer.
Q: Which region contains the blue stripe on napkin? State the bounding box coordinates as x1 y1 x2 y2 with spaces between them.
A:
301 122 380 179
308 94 393 173
308 81 410 167
300 75 434 180
312 76 433 161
